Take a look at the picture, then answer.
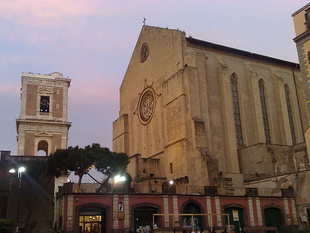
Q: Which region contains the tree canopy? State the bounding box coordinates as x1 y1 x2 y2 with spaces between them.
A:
46 143 129 192
0 219 13 233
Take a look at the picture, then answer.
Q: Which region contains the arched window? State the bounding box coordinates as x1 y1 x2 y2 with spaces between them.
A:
258 79 271 144
182 203 203 231
285 84 296 144
259 79 271 144
37 140 48 156
231 74 243 144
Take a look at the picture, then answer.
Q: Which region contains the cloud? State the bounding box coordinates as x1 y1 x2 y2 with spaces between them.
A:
0 55 22 64
0 1 94 25
0 85 19 94
69 73 120 104
1 0 308 156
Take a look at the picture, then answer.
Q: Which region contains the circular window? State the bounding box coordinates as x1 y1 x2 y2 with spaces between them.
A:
139 89 155 123
140 43 149 63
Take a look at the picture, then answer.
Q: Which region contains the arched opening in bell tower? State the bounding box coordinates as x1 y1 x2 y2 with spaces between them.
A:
37 140 48 156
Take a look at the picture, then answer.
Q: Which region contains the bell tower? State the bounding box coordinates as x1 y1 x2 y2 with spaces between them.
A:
16 72 71 156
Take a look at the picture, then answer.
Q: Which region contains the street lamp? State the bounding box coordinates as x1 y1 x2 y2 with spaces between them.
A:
114 174 126 183
113 174 127 193
9 166 26 233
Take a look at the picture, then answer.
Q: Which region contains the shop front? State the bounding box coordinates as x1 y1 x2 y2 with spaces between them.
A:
55 193 298 233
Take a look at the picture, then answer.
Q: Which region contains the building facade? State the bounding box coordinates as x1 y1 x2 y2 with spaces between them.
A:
113 26 308 193
111 25 310 231
292 3 310 228
0 151 55 233
16 72 71 156
0 72 71 233
55 183 298 233
51 24 310 232
51 25 310 232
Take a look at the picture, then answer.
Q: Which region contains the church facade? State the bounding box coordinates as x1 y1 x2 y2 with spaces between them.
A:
111 25 310 231
48 25 310 232
113 26 308 195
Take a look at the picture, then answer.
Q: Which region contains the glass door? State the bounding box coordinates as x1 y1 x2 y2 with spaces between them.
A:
79 215 102 233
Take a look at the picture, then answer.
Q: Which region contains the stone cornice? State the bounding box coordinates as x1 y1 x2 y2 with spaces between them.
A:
293 29 310 43
16 119 72 127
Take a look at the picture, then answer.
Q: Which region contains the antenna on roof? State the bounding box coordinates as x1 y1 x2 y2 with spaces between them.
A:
143 17 146 25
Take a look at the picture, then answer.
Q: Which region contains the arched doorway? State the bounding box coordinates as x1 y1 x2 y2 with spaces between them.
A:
224 207 244 233
78 207 106 233
37 140 48 156
264 207 282 233
134 206 158 233
182 202 203 231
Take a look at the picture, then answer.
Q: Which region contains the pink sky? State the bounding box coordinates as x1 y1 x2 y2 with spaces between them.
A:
0 0 308 159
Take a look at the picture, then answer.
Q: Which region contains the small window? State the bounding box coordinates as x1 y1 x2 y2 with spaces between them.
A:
170 163 173 174
40 96 50 112
305 10 310 28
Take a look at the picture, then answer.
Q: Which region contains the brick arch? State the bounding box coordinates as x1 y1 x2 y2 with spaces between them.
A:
130 202 164 232
221 203 247 212
262 203 284 212
131 202 161 230
180 199 205 213
180 199 205 230
262 204 285 227
75 202 111 233
131 202 161 211
222 203 248 232
131 202 161 219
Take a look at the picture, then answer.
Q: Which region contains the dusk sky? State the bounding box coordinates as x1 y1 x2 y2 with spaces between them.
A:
1 0 309 157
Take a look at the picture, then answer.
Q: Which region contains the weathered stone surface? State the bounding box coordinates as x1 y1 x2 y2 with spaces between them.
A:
113 26 308 198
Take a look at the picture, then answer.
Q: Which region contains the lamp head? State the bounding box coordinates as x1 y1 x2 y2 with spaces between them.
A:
18 167 26 173
114 175 126 183
9 168 16 174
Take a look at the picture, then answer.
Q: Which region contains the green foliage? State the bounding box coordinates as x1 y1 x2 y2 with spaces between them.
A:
47 143 129 192
93 144 129 177
25 159 48 178
0 218 13 233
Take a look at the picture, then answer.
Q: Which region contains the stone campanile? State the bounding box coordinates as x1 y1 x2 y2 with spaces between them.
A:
16 72 71 156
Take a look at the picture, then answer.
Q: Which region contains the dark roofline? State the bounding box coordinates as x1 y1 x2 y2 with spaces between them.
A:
292 2 310 16
186 37 299 68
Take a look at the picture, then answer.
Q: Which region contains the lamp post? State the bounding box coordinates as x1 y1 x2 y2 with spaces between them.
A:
9 166 26 233
113 174 126 193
